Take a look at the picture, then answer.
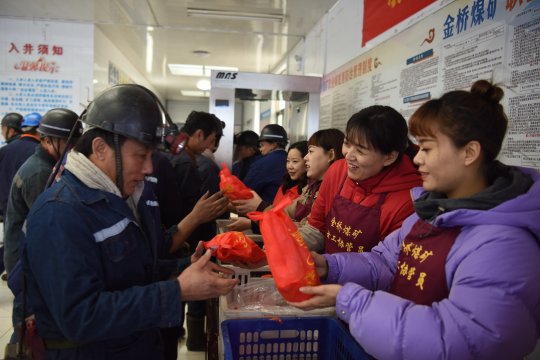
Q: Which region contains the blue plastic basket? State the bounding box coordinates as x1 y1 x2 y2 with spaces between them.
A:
222 316 370 359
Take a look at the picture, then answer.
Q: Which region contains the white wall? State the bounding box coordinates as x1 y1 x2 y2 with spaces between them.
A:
167 98 243 145
303 14 328 77
93 27 161 102
287 40 305 76
241 100 257 132
324 0 364 73
166 99 209 126
282 0 364 78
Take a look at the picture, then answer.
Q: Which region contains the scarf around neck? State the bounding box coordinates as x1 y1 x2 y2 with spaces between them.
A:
414 162 533 220
64 150 122 197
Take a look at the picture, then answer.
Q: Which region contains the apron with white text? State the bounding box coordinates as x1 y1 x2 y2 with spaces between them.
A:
324 176 387 254
389 219 461 305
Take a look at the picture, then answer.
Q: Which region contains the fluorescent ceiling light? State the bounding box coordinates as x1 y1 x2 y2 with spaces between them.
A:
169 64 203 76
187 8 284 22
168 64 238 76
181 90 209 97
146 30 153 73
196 79 211 91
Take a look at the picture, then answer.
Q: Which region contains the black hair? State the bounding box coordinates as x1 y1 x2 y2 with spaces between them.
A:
409 80 507 166
73 128 128 156
181 111 223 138
346 105 417 161
308 128 345 165
282 140 308 195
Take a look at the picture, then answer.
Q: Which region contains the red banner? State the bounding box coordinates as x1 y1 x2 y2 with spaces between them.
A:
362 0 434 46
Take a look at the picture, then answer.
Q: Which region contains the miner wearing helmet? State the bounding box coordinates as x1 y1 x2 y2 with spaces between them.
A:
1 112 23 146
0 112 42 221
22 85 236 359
5 108 82 276
240 124 289 204
232 130 262 181
3 108 82 348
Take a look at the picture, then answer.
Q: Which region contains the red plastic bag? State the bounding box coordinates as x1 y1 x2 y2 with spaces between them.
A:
219 163 253 201
204 231 266 264
248 197 320 302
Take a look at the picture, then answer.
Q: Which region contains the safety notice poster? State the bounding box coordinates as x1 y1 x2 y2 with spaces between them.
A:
0 19 93 117
320 0 540 169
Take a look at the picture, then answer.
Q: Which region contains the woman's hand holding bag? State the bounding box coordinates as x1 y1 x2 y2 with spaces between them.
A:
248 197 320 302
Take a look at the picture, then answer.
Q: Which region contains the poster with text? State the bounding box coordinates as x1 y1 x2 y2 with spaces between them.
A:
0 19 94 118
321 0 540 170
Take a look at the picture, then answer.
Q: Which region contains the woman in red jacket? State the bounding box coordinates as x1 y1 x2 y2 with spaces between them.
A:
300 105 421 254
270 140 309 209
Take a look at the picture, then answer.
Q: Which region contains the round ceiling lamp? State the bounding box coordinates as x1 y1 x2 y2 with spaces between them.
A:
196 79 211 91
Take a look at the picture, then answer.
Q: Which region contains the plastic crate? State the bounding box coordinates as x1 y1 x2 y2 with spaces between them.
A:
225 265 272 286
220 266 335 320
221 316 370 360
218 266 335 359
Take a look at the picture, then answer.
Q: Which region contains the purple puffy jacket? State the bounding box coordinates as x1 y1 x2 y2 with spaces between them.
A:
325 166 540 360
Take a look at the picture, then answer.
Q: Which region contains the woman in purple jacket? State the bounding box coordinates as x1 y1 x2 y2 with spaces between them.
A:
291 80 540 359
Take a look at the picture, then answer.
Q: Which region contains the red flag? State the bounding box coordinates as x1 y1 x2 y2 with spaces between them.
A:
363 0 434 46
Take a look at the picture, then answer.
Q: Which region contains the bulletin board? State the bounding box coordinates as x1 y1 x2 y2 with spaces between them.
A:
320 0 540 170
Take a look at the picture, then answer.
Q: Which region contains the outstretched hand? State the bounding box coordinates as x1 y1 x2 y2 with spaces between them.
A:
192 191 229 223
288 284 342 311
190 241 206 263
178 249 238 301
232 191 262 214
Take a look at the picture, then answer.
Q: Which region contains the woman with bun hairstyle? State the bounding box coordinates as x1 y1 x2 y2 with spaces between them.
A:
300 105 421 254
291 80 540 360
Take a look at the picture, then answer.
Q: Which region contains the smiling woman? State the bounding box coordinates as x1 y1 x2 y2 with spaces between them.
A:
298 105 421 254
409 80 509 200
305 128 344 181
290 80 540 360
227 140 308 232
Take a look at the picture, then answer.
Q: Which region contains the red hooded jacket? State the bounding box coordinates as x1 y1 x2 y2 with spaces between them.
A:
308 156 421 243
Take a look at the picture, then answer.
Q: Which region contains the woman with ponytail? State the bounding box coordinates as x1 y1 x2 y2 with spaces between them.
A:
292 80 540 360
292 128 345 223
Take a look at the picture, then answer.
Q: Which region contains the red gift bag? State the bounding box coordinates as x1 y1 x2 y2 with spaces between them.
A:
219 163 253 201
248 197 320 302
204 231 266 264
